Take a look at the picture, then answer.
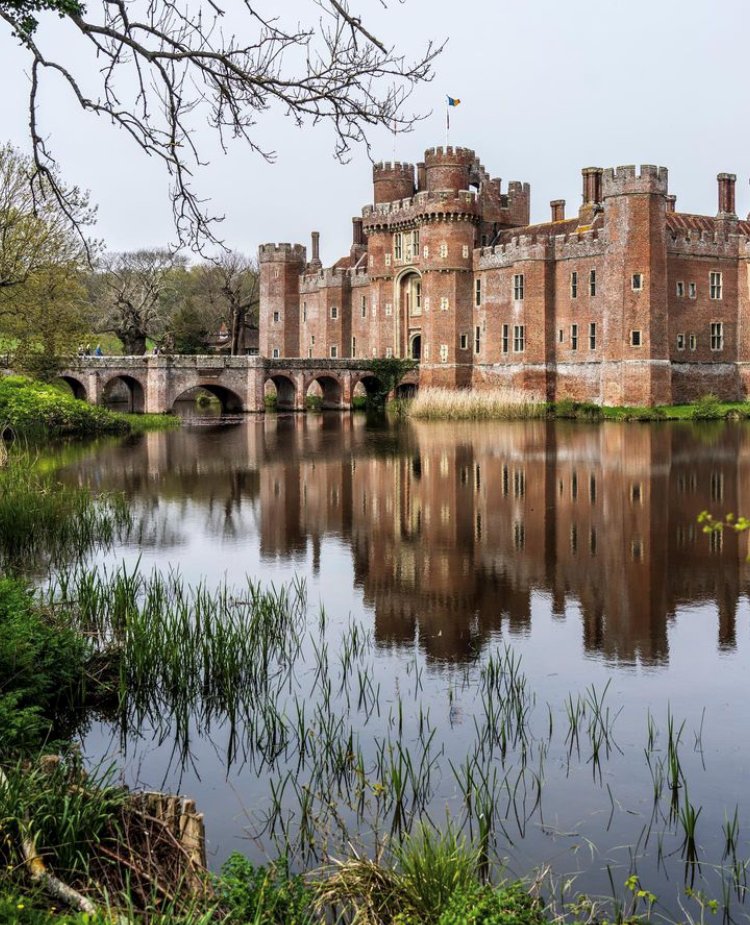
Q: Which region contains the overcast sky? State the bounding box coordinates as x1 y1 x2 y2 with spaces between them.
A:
2 0 749 264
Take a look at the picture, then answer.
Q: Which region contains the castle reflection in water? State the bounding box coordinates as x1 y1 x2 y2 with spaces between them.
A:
69 415 750 666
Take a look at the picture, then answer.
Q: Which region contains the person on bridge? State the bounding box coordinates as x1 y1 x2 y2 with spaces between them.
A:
94 344 103 357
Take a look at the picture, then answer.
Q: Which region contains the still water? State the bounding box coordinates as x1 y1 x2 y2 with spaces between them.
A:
57 414 750 914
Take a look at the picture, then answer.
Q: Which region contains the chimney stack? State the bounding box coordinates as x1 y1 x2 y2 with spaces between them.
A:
550 199 565 222
582 167 603 204
311 230 321 263
352 217 363 247
416 162 426 192
665 194 677 213
717 173 737 216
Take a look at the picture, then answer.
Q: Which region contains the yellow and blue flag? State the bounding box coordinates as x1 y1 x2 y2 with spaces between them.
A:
447 96 461 107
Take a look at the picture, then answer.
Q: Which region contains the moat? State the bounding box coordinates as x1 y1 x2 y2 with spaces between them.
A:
55 414 750 914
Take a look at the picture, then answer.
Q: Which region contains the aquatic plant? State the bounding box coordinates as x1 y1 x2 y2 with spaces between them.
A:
408 387 546 421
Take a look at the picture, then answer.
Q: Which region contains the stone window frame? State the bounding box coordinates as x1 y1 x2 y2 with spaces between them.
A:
459 333 469 351
307 347 313 358
688 282 697 299
360 296 367 318
475 278 482 306
571 323 578 350
302 302 307 322
513 273 525 301
513 324 525 353
330 305 339 320
475 326 481 354
440 297 449 312
589 322 597 350
689 334 697 350
571 271 578 299
630 330 642 347
272 310 280 323
329 345 338 358
558 329 564 343
676 281 685 298
631 273 644 292
462 244 470 259
709 271 723 301
589 269 597 297
676 333 685 350
502 324 509 354
272 347 280 358
393 232 403 261
351 336 356 357
385 346 393 358
311 335 316 345
710 321 724 351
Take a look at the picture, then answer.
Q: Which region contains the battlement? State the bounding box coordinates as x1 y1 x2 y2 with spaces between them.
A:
299 266 350 293
667 228 749 258
424 146 476 164
259 243 307 262
476 227 605 269
373 161 415 204
373 161 415 177
602 165 669 197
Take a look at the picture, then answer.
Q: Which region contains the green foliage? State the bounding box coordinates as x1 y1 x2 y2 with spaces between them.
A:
692 394 724 421
264 393 278 412
0 579 91 753
437 881 547 925
367 358 418 404
305 394 323 413
553 399 603 421
0 376 129 438
217 853 315 925
351 395 368 411
0 0 84 40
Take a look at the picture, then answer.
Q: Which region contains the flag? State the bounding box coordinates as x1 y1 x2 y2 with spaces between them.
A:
447 96 461 107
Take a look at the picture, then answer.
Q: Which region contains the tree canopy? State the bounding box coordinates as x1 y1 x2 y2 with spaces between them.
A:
1 0 441 249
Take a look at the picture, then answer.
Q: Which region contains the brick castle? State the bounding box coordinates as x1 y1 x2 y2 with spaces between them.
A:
259 145 750 406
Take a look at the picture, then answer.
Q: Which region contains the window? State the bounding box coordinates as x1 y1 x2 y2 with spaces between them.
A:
502 324 509 354
311 335 315 345
571 271 578 299
631 330 642 347
513 274 525 300
632 273 644 291
689 334 697 350
385 302 393 316
361 296 367 318
571 323 578 350
440 297 449 311
676 333 685 350
330 345 338 358
393 233 402 260
440 344 448 362
462 245 470 258
589 322 597 350
676 281 685 298
439 242 448 258
351 336 356 357
710 271 723 300
710 322 724 351
273 267 279 279
307 347 312 358
475 278 482 306
302 302 307 322
589 269 597 296
513 325 525 352
330 305 338 319
273 311 280 323
559 329 564 343
404 230 419 261
689 282 696 299
272 347 280 358
460 333 468 350
475 326 481 354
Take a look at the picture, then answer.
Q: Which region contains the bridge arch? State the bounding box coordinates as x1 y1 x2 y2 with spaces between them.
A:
171 383 244 413
102 374 146 413
57 375 87 401
305 374 343 410
265 373 299 411
352 373 385 403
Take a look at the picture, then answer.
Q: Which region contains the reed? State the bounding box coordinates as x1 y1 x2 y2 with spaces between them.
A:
407 387 547 421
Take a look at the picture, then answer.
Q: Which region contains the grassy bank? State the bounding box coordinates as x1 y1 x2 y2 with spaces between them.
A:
0 376 179 438
403 388 750 423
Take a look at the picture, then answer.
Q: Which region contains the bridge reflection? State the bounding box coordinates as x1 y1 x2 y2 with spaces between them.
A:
60 416 750 666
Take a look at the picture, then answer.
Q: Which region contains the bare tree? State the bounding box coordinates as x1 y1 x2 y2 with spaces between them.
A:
95 248 187 354
193 252 259 354
1 1 442 249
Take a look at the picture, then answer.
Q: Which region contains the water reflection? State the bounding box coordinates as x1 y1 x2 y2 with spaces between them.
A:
61 415 750 667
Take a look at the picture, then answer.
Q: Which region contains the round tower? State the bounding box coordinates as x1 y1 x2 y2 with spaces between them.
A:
424 146 476 193
373 162 415 205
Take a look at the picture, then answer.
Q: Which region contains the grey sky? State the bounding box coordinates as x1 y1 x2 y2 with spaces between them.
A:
2 0 748 264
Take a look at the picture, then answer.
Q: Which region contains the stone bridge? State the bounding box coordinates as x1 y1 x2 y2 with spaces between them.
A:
58 356 419 413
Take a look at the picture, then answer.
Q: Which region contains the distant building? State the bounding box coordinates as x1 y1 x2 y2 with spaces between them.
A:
259 145 750 405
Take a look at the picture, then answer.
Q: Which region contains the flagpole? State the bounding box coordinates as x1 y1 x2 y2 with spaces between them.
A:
446 103 450 147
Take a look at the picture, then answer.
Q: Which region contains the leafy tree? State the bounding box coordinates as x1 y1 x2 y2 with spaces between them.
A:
192 252 259 354
0 1 442 248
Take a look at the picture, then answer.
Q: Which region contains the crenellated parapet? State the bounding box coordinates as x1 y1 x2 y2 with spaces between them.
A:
602 165 669 198
259 243 307 263
299 266 349 294
373 161 416 205
667 229 750 259
362 190 480 232
476 234 550 269
553 228 607 260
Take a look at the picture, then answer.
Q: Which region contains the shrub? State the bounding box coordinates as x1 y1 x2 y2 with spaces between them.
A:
305 394 323 412
438 881 547 925
264 393 278 412
692 394 724 420
217 853 315 925
352 395 368 411
554 399 603 421
623 407 667 422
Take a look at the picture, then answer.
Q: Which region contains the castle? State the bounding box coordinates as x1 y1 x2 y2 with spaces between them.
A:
259 145 750 406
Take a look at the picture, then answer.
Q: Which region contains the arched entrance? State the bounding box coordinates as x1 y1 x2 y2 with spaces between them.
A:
410 333 422 360
395 268 422 358
102 375 145 413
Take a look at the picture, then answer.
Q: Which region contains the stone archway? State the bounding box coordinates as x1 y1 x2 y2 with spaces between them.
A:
306 375 343 410
102 374 145 413
394 268 422 358
57 375 87 402
172 383 244 413
266 374 297 411
409 333 422 361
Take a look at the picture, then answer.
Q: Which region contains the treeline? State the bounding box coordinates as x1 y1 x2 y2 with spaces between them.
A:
0 143 259 378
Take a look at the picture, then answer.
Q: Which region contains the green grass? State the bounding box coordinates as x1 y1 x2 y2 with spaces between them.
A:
123 412 180 432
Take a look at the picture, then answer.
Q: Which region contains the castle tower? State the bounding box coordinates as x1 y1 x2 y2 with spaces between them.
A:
258 243 306 358
600 166 671 406
373 162 415 205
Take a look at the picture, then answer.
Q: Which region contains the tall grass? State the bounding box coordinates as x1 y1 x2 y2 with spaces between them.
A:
407 388 547 421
